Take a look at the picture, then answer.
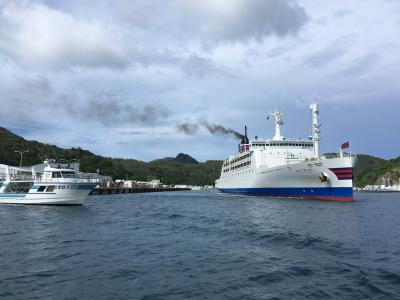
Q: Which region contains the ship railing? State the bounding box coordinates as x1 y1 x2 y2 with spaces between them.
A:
0 175 99 183
322 153 357 159
0 173 35 181
38 177 100 183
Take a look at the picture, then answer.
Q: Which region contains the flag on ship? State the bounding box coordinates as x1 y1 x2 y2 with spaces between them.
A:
341 141 350 149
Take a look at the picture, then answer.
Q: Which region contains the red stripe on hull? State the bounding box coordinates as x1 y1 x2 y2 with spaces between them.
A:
271 195 353 202
305 195 353 201
333 170 353 174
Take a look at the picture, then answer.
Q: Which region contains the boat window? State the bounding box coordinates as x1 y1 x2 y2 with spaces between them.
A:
46 186 55 192
52 172 62 178
37 186 46 192
61 171 75 178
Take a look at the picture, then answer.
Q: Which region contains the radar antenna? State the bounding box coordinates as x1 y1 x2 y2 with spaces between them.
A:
272 111 284 141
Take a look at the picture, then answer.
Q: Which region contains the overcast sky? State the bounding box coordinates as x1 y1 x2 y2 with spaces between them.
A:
0 0 399 161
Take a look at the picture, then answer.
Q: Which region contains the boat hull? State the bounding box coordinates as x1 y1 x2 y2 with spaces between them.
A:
0 183 97 205
0 196 87 205
216 157 355 201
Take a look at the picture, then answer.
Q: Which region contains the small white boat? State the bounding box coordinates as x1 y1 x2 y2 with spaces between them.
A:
0 160 99 205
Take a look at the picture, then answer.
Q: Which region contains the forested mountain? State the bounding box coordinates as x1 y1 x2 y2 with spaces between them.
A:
0 127 221 185
354 154 400 187
1 127 399 187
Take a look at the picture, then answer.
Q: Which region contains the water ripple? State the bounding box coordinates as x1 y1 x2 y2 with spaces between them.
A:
0 191 399 299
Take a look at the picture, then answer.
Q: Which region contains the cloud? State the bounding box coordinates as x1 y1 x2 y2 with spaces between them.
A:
120 130 147 135
0 0 399 161
182 54 223 78
0 0 309 71
0 74 171 127
342 52 381 76
304 45 346 67
0 2 128 69
208 0 309 42
333 9 353 18
114 0 309 46
81 98 171 126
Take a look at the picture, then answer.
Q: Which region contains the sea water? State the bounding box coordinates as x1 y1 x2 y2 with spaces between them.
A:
1 191 400 299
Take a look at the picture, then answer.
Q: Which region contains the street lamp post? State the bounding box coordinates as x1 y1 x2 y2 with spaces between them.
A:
14 150 29 179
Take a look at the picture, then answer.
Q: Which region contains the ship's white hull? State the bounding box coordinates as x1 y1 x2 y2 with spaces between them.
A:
0 183 97 205
0 197 85 205
216 157 355 201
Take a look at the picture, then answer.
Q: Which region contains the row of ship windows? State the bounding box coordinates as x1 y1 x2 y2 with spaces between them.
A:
223 160 251 172
252 143 313 147
232 161 251 169
223 169 253 176
223 152 251 166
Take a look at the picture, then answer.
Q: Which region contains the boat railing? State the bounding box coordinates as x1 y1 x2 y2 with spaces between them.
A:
322 153 357 159
0 173 35 181
0 173 99 183
38 177 100 183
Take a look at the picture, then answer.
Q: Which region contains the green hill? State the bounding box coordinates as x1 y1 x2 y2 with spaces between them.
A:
355 154 400 187
1 127 399 187
0 127 222 186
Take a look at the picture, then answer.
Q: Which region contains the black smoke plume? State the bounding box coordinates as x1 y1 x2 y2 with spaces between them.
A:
176 121 244 139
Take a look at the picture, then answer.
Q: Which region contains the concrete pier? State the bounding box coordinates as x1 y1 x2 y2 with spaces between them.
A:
89 187 191 196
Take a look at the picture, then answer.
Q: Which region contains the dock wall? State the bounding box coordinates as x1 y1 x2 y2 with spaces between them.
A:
89 187 191 195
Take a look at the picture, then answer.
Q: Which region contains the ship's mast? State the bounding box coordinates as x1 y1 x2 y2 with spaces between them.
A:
272 111 284 141
310 100 321 157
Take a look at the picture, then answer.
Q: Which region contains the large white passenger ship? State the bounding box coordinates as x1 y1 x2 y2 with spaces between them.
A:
216 101 356 201
0 160 99 205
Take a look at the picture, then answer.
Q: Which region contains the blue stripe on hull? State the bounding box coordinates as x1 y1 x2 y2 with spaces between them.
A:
0 194 26 198
218 187 353 199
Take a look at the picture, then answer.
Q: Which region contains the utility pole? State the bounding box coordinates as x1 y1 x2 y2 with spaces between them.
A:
14 150 29 179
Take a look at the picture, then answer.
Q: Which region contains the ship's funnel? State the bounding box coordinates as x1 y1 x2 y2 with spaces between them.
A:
238 125 250 153
243 125 249 144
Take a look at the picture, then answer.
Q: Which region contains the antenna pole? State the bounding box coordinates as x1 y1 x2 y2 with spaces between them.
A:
310 99 321 157
14 150 29 179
